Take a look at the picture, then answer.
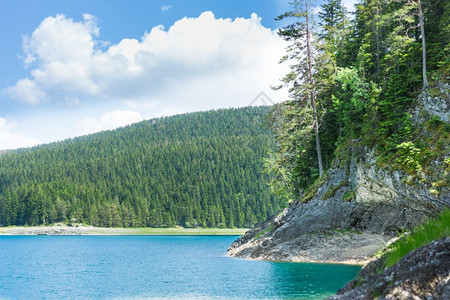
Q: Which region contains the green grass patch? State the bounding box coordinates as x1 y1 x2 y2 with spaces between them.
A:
302 175 329 203
253 225 273 240
92 227 250 236
371 288 383 299
334 228 362 234
342 190 355 202
0 225 250 236
322 181 348 200
372 112 449 192
383 208 450 268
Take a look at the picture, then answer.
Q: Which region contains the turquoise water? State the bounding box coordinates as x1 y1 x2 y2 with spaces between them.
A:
0 236 360 299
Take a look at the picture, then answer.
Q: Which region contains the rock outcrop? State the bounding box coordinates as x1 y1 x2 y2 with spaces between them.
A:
227 147 449 263
327 237 450 299
415 81 450 122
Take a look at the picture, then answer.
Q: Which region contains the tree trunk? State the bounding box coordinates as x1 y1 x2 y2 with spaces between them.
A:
376 5 380 82
305 0 324 177
418 0 428 89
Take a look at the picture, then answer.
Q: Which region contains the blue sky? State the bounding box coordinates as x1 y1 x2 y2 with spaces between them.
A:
0 0 355 150
0 0 290 86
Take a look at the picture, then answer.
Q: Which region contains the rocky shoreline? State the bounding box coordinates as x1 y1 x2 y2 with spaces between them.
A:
226 144 449 298
227 147 448 264
228 227 392 265
327 237 450 299
0 224 99 235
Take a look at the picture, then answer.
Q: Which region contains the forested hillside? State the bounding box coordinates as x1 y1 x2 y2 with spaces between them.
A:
266 0 449 200
228 0 449 273
0 106 281 228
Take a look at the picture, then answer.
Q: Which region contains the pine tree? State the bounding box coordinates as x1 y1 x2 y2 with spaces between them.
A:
319 0 349 65
275 0 324 178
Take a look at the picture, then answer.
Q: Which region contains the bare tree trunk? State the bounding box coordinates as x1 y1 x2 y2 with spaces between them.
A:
376 6 380 82
418 0 428 89
305 0 324 177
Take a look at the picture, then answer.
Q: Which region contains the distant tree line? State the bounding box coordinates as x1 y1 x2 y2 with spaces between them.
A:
0 107 281 228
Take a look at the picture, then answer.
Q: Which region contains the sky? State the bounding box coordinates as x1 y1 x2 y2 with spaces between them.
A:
0 0 356 151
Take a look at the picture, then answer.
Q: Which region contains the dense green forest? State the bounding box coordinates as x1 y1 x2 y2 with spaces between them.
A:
266 0 449 200
0 107 281 228
0 0 448 229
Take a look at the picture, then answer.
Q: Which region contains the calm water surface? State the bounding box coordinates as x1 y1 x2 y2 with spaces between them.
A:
0 236 360 299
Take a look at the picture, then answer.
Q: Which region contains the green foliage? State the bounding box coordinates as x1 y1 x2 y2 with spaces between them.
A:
267 0 449 203
322 181 348 200
395 141 422 172
334 228 362 234
0 107 281 228
301 175 329 203
266 0 351 199
332 67 380 137
253 224 274 241
371 288 383 299
383 208 450 268
264 101 319 198
319 0 350 65
342 190 355 202
427 115 445 128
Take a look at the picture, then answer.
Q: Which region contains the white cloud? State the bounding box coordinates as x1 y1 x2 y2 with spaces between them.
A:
4 78 45 105
123 99 158 109
161 5 173 12
0 117 41 150
76 110 144 135
5 11 289 110
342 0 357 12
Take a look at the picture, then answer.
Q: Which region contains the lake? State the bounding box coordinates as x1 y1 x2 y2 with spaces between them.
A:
0 236 360 299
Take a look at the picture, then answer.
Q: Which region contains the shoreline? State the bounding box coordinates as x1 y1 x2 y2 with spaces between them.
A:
226 253 369 266
0 224 249 236
1 224 369 265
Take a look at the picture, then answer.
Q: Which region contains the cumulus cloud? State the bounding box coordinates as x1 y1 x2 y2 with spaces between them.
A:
0 117 41 150
4 78 45 105
4 11 288 110
76 110 144 135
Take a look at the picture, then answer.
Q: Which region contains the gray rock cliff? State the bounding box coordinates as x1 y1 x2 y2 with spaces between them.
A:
327 237 450 299
228 147 449 263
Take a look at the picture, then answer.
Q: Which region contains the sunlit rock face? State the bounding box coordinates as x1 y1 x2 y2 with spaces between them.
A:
228 146 449 263
228 86 449 264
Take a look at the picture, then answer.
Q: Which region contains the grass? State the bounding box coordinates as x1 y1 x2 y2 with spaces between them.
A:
342 190 354 202
321 181 348 200
334 228 362 234
0 224 250 236
94 227 250 236
252 225 273 240
373 112 449 195
382 208 450 268
302 175 329 203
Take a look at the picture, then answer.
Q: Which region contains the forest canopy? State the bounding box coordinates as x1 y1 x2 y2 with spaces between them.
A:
0 107 281 228
265 0 449 201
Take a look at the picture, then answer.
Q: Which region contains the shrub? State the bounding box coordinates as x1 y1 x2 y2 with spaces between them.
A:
395 141 422 172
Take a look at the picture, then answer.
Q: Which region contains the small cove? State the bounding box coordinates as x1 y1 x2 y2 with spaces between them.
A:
0 236 361 299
